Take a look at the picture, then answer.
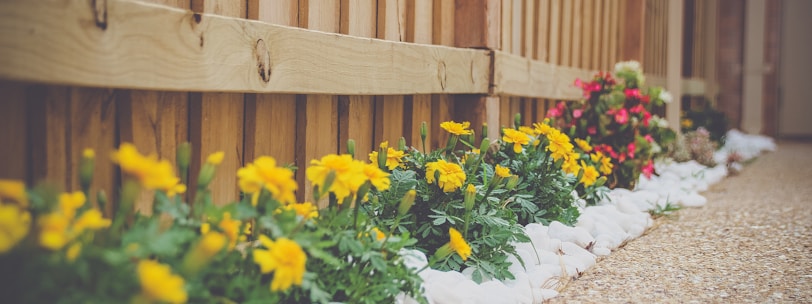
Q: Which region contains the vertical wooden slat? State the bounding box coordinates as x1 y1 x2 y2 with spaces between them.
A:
524 0 535 57
535 0 550 61
68 89 118 206
591 0 602 69
560 0 572 66
28 86 70 191
501 0 512 53
0 82 28 181
703 0 718 103
338 0 376 159
189 0 245 206
548 0 561 64
375 0 407 150
571 0 582 68
582 0 593 68
511 0 523 54
620 0 646 63
432 0 455 148
405 0 433 148
666 0 684 133
298 0 341 206
600 0 611 69
454 0 500 49
246 0 299 168
608 0 619 65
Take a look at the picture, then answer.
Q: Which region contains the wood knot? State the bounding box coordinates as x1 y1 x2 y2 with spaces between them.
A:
92 0 107 30
193 12 202 24
437 61 447 90
255 39 271 83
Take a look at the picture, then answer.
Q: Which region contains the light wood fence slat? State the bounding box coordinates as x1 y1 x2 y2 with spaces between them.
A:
560 0 572 66
374 0 407 152
524 0 535 57
406 0 434 148
548 0 562 65
535 0 550 61
492 51 594 100
0 0 489 95
431 0 455 150
591 0 602 69
571 0 582 68
581 0 593 69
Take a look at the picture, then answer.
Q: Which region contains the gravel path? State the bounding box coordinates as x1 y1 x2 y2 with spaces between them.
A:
549 141 812 303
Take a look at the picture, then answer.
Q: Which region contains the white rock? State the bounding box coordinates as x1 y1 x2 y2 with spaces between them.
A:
547 221 595 249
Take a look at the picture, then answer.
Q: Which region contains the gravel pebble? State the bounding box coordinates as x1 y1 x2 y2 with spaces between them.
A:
548 141 812 303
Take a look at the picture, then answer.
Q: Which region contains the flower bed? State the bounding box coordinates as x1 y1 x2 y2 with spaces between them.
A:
0 62 775 304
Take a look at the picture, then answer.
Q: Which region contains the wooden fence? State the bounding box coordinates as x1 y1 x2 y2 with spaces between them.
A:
0 0 717 211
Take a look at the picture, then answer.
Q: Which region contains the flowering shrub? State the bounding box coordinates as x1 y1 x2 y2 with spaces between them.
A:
671 127 718 167
548 61 676 189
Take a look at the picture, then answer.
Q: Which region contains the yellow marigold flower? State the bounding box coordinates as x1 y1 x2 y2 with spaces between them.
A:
369 148 406 171
72 209 111 234
0 204 31 253
502 128 531 153
440 121 473 136
448 228 472 261
471 148 481 155
306 154 367 203
0 179 28 207
199 232 227 258
681 118 693 129
138 260 188 304
579 161 600 187
59 191 86 220
200 223 210 234
66 243 82 262
370 227 386 241
533 122 554 136
574 138 593 152
38 213 71 250
218 212 241 250
206 151 225 165
546 130 575 161
591 152 614 175
560 152 581 176
82 148 95 159
494 165 512 178
238 156 298 205
426 160 466 193
518 126 537 136
363 164 391 191
285 202 319 220
112 143 185 197
253 236 307 292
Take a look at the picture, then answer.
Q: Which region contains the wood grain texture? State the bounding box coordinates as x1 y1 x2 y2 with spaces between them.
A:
0 82 28 181
548 0 561 64
581 0 593 69
620 0 646 62
27 86 70 188
454 0 500 49
535 0 550 61
69 89 118 207
0 0 489 95
339 0 376 159
406 0 433 148
492 51 594 100
560 0 572 66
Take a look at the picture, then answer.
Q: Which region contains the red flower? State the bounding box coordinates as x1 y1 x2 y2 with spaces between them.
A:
642 111 652 127
573 109 583 119
644 134 654 142
627 142 636 159
547 107 562 118
642 159 654 179
624 88 642 100
614 108 629 124
630 104 645 114
588 126 597 135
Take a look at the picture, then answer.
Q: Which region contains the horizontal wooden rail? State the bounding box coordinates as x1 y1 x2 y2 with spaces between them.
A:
646 76 708 96
491 51 595 100
0 0 489 95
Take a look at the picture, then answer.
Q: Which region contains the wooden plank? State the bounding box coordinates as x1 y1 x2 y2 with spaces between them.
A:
666 0 684 134
608 0 619 65
118 0 190 215
548 0 562 64
703 0 718 103
600 0 611 69
492 51 594 100
0 0 490 95
455 95 499 141
582 0 593 69
524 0 535 57
535 0 550 61
27 86 70 189
511 0 523 54
433 0 455 46
299 0 341 207
432 0 456 150
571 0 582 68
339 0 376 159
189 0 244 206
560 0 573 66
69 89 118 207
405 0 434 148
245 0 298 168
592 0 602 69
501 0 512 53
0 82 28 180
374 0 407 153
620 0 646 62
454 0 500 49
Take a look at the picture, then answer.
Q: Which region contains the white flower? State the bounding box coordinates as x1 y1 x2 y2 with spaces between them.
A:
659 90 673 103
652 115 669 128
613 60 642 74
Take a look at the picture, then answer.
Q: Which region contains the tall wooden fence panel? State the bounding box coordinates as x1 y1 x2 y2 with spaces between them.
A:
0 0 702 209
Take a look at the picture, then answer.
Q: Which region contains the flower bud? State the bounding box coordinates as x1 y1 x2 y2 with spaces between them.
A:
479 138 491 156
197 163 217 190
79 149 95 194
514 113 522 129
398 189 416 215
182 232 227 277
398 137 407 151
177 142 191 172
505 175 520 191
420 122 427 143
347 139 356 158
97 190 108 215
377 146 388 171
465 131 476 145
463 184 476 211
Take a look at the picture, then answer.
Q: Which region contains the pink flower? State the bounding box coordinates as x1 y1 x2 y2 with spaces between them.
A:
642 159 654 179
627 142 636 159
624 88 642 99
556 101 566 110
614 108 629 124
573 109 583 119
587 126 597 135
642 111 652 127
644 134 654 142
547 107 562 118
630 104 645 114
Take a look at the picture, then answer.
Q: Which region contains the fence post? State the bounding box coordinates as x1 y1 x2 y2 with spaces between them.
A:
666 0 684 134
